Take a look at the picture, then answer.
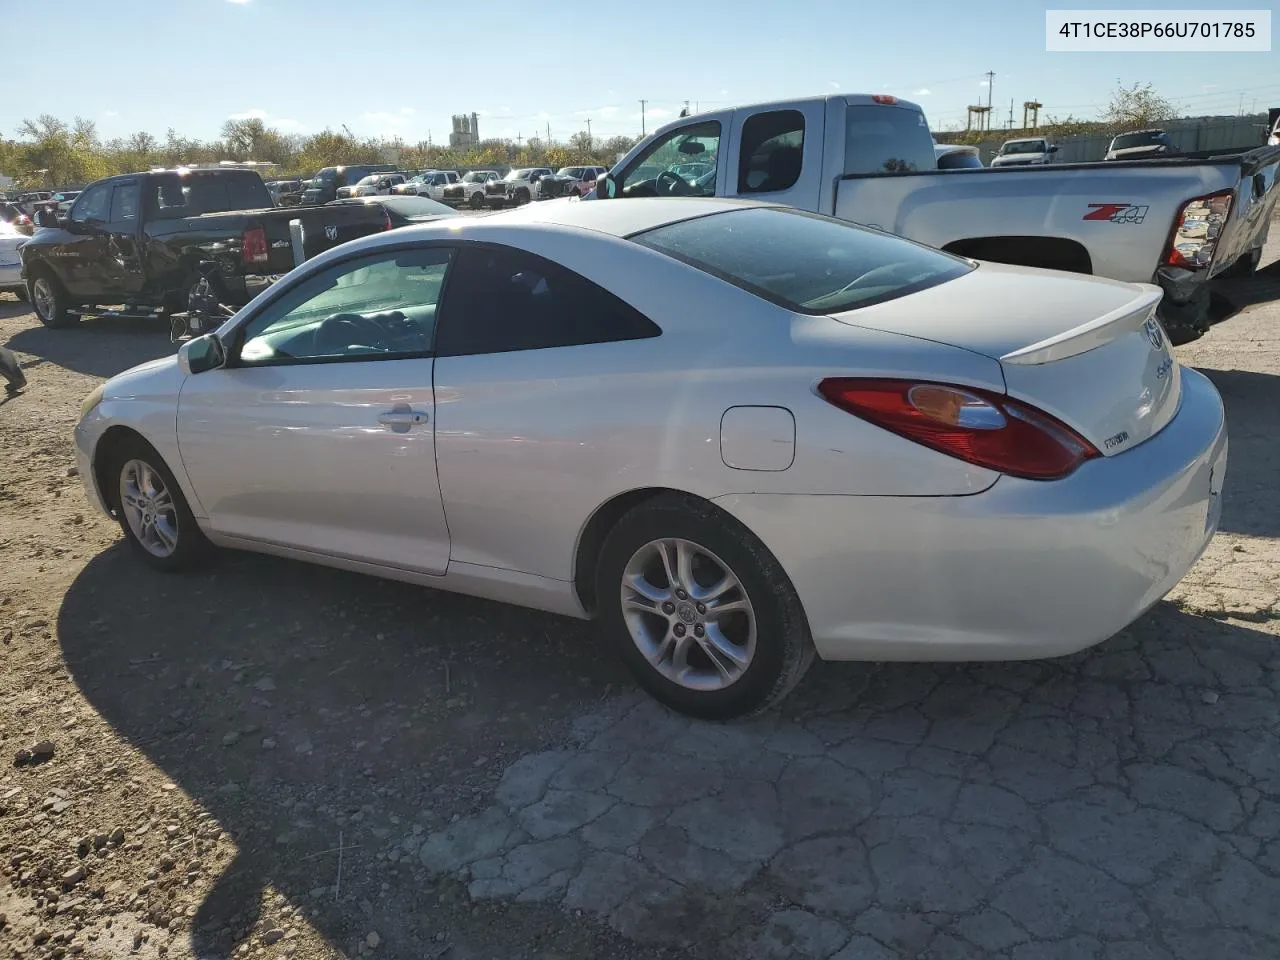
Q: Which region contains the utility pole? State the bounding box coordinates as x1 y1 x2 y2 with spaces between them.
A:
546 121 551 144
586 117 592 146
1007 98 1014 129
985 70 995 125
638 99 647 136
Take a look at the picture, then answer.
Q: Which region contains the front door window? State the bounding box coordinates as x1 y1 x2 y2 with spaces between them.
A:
617 121 721 198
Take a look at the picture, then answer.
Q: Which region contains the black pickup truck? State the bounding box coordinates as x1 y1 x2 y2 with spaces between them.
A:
19 167 391 328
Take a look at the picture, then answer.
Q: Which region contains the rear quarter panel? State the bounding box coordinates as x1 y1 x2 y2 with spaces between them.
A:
834 163 1240 283
428 226 1002 581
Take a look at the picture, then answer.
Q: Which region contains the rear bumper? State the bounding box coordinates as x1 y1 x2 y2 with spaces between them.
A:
713 368 1227 662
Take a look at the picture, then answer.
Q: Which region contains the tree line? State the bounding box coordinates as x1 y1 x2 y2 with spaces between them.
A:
1 115 642 189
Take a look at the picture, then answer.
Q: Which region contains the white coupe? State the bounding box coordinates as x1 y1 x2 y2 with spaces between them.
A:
74 198 1227 718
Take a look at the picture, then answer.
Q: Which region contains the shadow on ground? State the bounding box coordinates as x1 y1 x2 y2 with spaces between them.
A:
60 536 1280 958
7 314 174 379
1198 367 1280 538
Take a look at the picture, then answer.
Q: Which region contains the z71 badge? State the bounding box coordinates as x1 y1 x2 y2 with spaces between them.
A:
1083 203 1150 224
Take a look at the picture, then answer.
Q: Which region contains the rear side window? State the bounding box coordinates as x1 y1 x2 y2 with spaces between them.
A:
844 105 936 175
632 207 971 314
738 110 805 193
436 245 661 356
150 173 271 216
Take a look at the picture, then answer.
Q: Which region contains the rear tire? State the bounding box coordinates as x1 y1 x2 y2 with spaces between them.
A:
595 494 815 720
29 271 75 328
469 192 485 209
104 436 213 572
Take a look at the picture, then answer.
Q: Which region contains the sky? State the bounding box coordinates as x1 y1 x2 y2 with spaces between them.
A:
3 0 1277 146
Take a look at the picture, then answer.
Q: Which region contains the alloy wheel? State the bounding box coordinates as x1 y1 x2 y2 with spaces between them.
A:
32 277 55 321
119 459 180 558
620 538 757 691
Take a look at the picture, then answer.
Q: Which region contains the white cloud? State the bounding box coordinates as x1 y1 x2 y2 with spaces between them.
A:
829 81 840 90
648 107 672 119
978 79 989 87
574 105 620 118
103 109 118 117
719 89 728 96
913 88 932 96
226 0 251 4
274 118 302 130
226 108 301 131
1201 83 1218 92
228 108 269 121
534 111 554 121
398 106 415 116
363 111 410 127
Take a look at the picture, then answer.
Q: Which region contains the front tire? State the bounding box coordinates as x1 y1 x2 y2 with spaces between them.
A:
29 271 74 328
106 437 213 572
595 494 815 720
469 191 485 209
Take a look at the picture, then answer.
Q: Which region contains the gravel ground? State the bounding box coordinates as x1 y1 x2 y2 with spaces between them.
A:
1 225 1279 960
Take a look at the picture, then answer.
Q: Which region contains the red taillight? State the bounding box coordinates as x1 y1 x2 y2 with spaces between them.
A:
241 226 268 267
383 208 393 231
871 94 899 105
1163 190 1232 270
817 378 1098 481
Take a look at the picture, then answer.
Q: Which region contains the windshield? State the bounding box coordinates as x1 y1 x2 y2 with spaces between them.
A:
1000 140 1047 154
557 167 585 178
461 172 488 183
505 169 532 181
844 104 936 174
1112 131 1167 149
633 207 971 314
311 168 338 186
356 176 379 185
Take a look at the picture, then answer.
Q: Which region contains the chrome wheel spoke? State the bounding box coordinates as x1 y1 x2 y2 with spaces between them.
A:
706 598 749 619
670 632 697 679
653 540 679 591
624 573 670 606
118 458 179 559
152 488 173 510
153 518 178 551
695 571 740 604
674 540 696 593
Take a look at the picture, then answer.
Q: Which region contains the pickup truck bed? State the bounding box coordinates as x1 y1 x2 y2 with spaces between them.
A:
20 168 390 328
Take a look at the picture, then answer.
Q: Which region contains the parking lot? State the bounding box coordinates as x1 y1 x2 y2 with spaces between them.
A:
1 221 1279 960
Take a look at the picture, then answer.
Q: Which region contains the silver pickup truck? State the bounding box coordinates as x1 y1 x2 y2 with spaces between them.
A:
593 94 1280 343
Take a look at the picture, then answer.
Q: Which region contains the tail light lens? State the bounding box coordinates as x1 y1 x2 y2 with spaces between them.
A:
383 208 393 231
1164 190 1232 270
871 94 899 104
818 378 1098 481
241 226 269 267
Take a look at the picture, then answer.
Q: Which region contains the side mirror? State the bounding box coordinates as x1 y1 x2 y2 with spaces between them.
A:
178 334 226 375
1048 145 1059 153
35 208 59 228
595 174 618 199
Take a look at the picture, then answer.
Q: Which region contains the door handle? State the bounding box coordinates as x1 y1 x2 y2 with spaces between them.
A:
377 410 429 427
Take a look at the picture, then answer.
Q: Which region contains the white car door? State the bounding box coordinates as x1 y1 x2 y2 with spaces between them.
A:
176 246 453 574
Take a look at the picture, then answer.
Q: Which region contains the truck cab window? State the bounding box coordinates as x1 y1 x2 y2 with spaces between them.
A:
70 183 111 223
844 104 936 175
617 121 721 198
738 110 805 194
110 183 141 222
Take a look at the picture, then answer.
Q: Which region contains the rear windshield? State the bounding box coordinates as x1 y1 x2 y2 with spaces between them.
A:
1112 131 1166 149
632 207 971 314
844 105 936 175
151 171 272 216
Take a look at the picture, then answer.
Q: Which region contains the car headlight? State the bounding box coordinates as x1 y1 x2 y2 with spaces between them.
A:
80 384 105 419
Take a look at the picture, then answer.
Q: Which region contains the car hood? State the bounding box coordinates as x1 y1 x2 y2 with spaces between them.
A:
104 353 183 401
992 153 1046 164
1107 145 1168 159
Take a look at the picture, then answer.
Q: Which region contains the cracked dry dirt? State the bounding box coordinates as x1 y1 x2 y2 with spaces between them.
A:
2 227 1280 960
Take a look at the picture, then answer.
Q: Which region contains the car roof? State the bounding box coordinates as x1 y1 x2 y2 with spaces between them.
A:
466 196 766 239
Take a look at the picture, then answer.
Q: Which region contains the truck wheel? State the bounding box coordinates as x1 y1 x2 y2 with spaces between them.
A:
29 271 75 329
1222 246 1262 279
469 192 485 209
515 188 530 205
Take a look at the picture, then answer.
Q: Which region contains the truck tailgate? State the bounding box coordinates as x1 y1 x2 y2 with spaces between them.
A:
259 204 390 273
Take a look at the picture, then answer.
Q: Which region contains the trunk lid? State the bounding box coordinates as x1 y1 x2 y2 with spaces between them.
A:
828 262 1181 455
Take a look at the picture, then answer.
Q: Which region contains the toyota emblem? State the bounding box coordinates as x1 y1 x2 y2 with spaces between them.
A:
324 224 338 241
1143 317 1164 351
